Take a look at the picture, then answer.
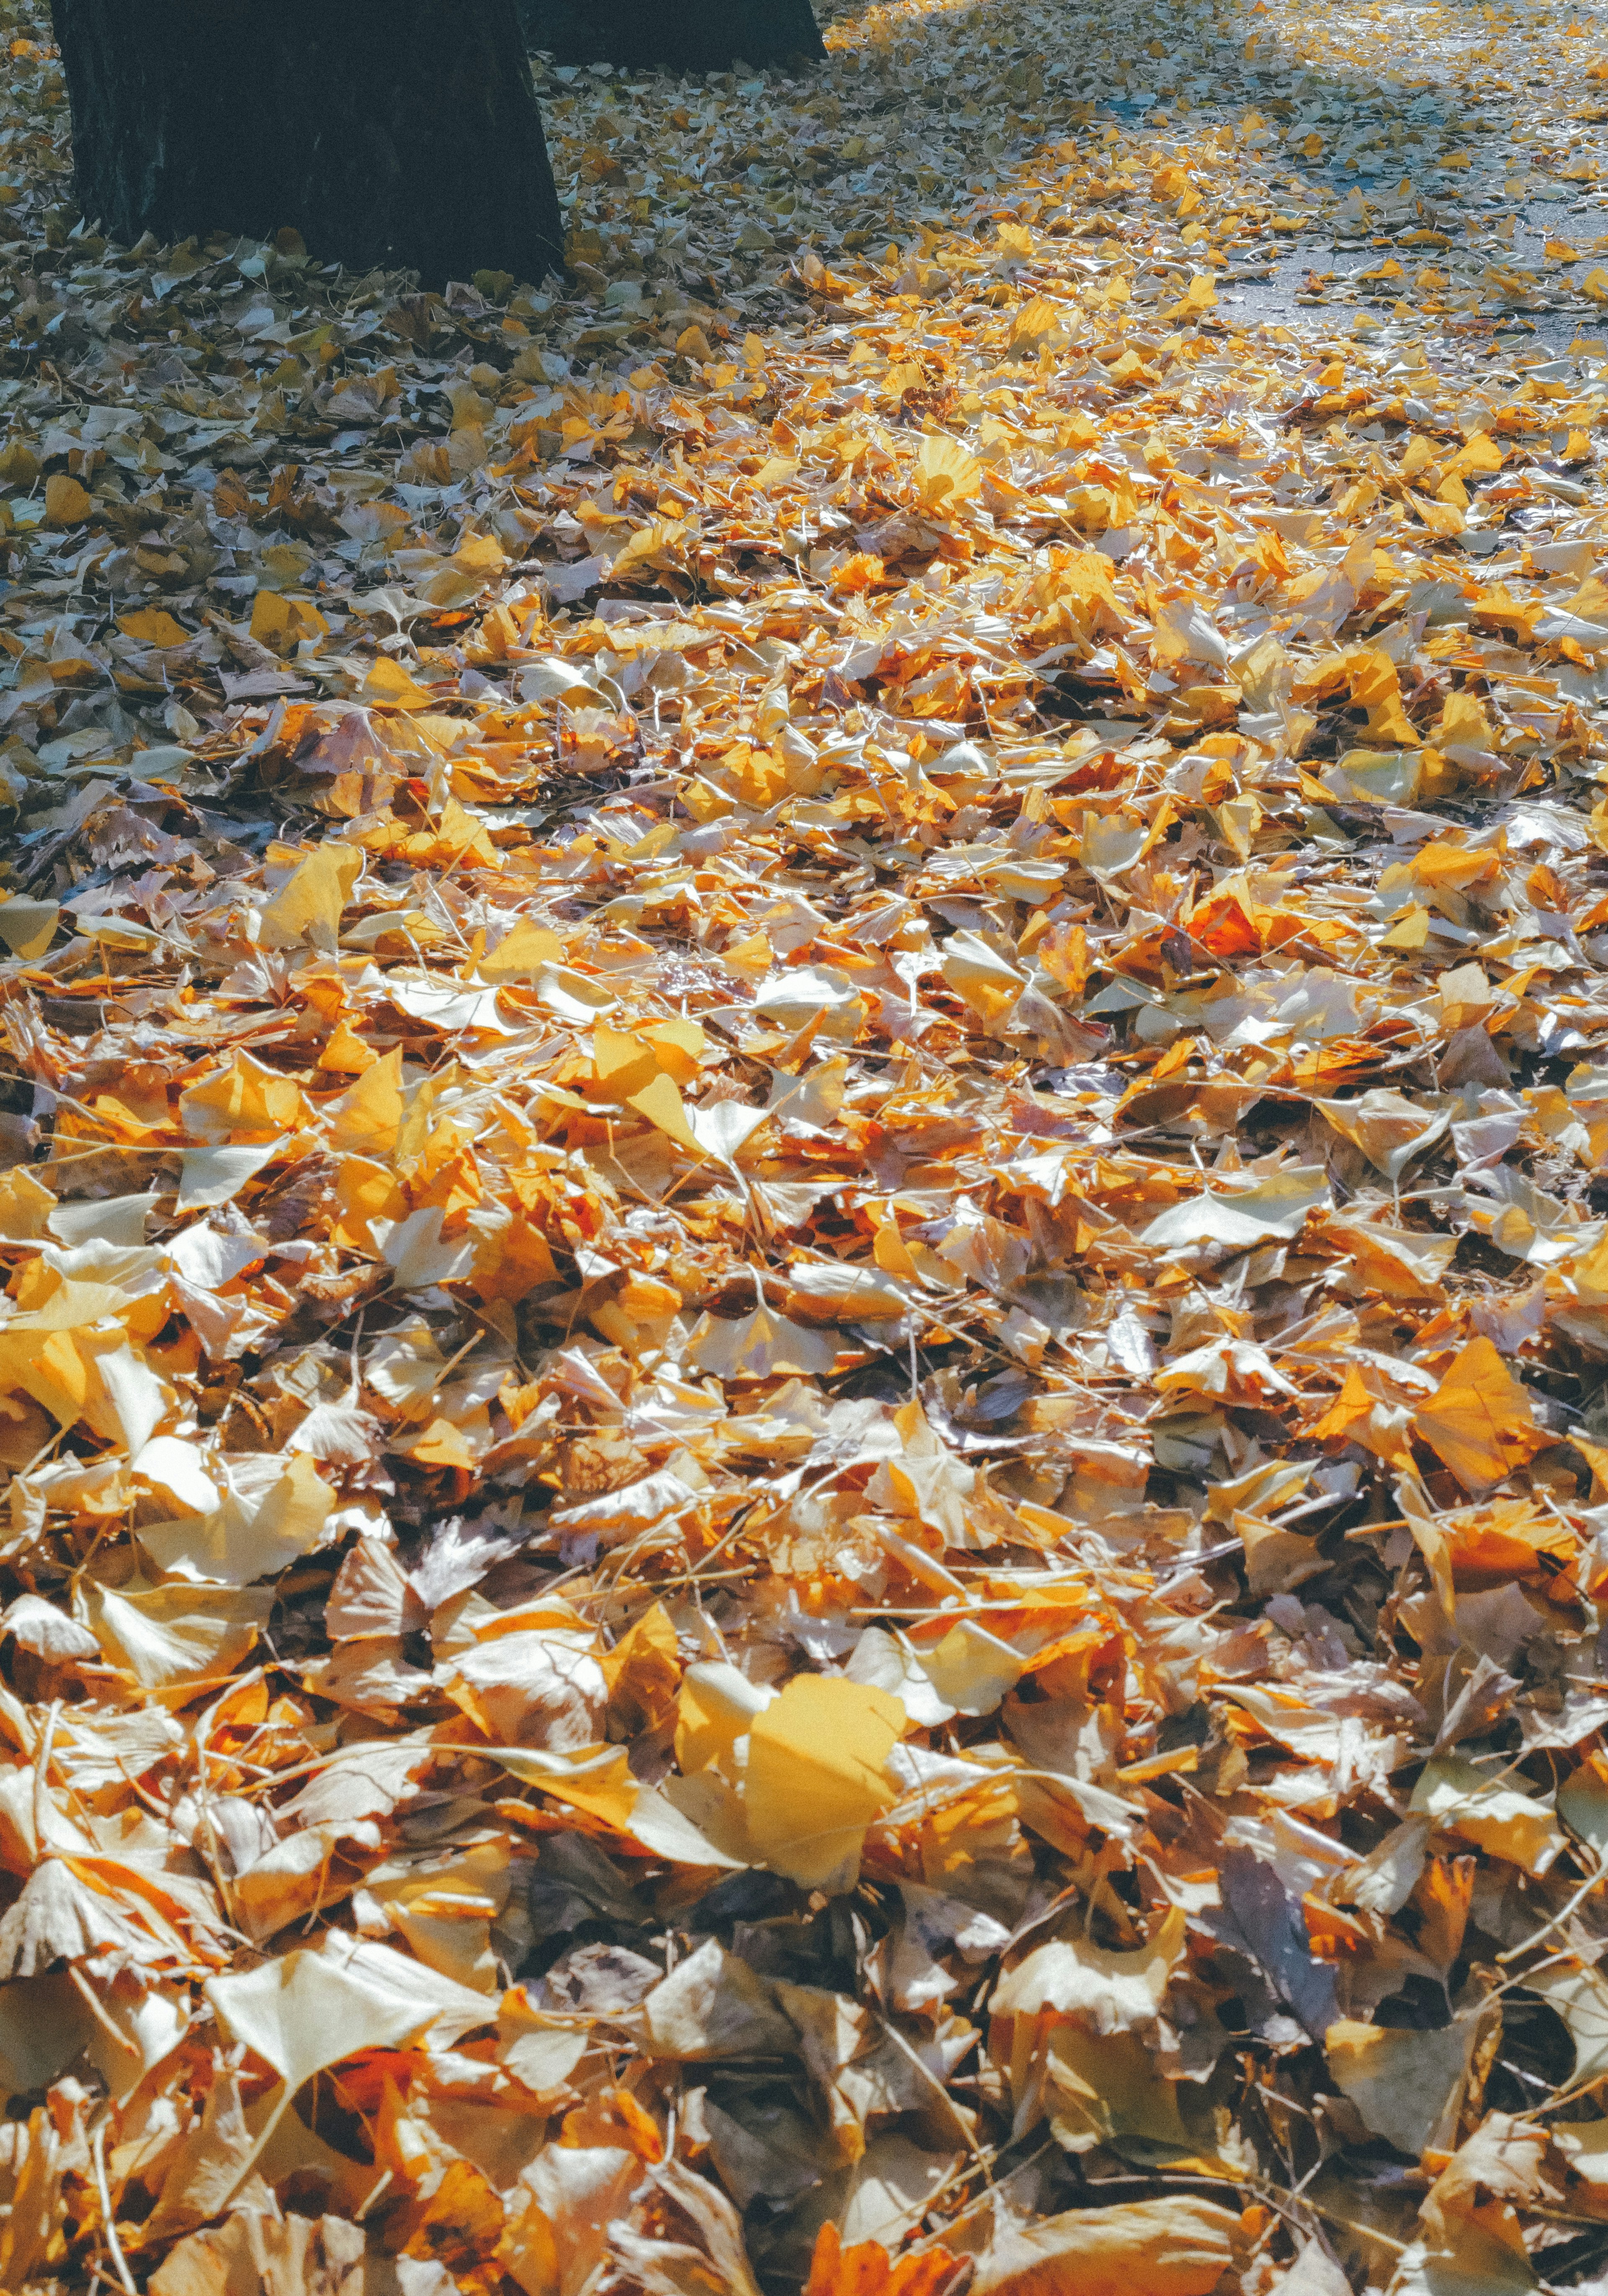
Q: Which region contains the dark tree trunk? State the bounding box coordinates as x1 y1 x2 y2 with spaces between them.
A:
518 0 824 73
51 0 566 291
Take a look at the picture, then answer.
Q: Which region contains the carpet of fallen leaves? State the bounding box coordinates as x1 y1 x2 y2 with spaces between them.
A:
6 0 1608 2289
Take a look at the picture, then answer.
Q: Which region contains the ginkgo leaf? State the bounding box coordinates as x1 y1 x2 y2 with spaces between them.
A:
206 1934 492 2092
361 654 434 709
479 919 566 978
1315 1090 1449 1181
139 1453 336 1587
44 472 90 525
625 1067 706 1156
0 1167 55 1242
491 1740 746 1868
971 2196 1246 2296
0 1858 149 1978
941 931 1025 1025
377 1205 475 1293
119 607 191 647
135 1434 221 1515
180 1052 307 1143
687 1303 835 1378
913 431 983 511
49 1192 155 1249
1410 1757 1564 1875
77 1580 273 1690
1559 1754 1608 1865
1413 1337 1550 1495
327 1048 404 1156
993 1908 1186 2032
639 1937 796 2059
743 1675 905 1891
1529 1961 1608 2090
175 1137 286 1212
94 1340 168 1455
257 843 362 951
1142 1167 1330 1249
1044 2026 1215 2167
0 896 58 959
1326 2018 1478 2157
2 1592 100 1662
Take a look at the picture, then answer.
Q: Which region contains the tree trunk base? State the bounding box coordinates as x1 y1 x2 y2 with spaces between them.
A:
518 0 825 72
52 0 565 291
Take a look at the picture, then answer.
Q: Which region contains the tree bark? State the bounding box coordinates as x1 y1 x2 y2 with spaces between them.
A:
518 0 825 73
51 0 566 291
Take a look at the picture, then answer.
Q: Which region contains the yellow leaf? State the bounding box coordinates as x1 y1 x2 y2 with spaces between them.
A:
361 655 434 710
625 1069 705 1157
257 842 361 951
1314 1087 1447 1181
0 897 57 960
453 530 504 578
1009 295 1063 353
1410 489 1465 537
207 1935 492 2096
0 1167 55 1243
600 1602 681 1739
743 1675 904 1891
317 1018 377 1075
971 2195 1245 2296
78 1580 271 1693
913 430 983 513
1410 1755 1564 1874
404 1417 479 1471
0 1324 89 1428
612 515 689 582
685 1302 834 1379
1347 647 1417 745
1448 430 1505 479
1567 574 1608 623
332 1155 407 1251
638 1015 705 1085
940 930 1025 1026
994 1907 1186 2029
592 1024 661 1103
250 590 329 655
118 608 190 647
675 1660 774 1781
1379 904 1430 951
141 1451 338 1587
1412 1335 1549 1494
1435 687 1495 750
479 920 565 979
44 473 91 526
327 1049 404 1157
180 1050 308 1143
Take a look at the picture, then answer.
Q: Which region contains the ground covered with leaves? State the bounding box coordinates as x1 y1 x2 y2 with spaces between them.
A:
4 0 1608 2289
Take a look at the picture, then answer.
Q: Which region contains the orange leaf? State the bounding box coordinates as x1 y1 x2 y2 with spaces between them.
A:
807 2223 964 2296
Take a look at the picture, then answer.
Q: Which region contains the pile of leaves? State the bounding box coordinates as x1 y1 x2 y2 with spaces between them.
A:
3 0 1608 2290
